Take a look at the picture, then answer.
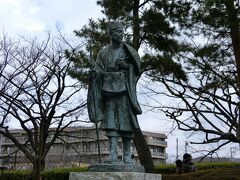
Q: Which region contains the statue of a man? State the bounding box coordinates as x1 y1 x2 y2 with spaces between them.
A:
88 22 142 164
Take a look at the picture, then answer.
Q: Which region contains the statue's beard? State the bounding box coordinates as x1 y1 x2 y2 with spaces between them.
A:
111 33 123 43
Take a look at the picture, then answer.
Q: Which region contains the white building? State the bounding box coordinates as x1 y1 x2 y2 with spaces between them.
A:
0 126 167 169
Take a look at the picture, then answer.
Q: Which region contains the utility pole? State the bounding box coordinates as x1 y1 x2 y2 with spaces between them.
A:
176 138 179 159
185 141 189 153
0 134 2 167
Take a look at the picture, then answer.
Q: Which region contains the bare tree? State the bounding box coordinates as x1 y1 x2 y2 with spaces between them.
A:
0 35 86 180
141 42 239 159
137 0 240 159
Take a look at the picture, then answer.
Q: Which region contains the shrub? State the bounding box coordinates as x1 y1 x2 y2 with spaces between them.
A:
154 164 176 174
0 170 31 180
0 167 88 180
2 162 240 179
196 162 240 170
41 167 88 180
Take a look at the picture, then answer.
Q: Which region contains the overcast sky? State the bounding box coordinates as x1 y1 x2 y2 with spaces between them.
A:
0 0 239 163
0 0 102 37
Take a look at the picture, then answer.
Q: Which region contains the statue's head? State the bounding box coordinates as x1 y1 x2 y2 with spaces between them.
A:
108 22 123 43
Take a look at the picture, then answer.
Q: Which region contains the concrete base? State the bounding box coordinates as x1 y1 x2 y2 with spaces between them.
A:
69 172 162 180
88 163 145 173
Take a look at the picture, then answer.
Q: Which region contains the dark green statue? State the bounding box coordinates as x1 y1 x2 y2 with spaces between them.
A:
87 22 142 164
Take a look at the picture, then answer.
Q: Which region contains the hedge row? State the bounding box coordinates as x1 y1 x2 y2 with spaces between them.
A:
41 167 88 180
155 162 240 174
0 170 31 180
1 162 240 179
0 167 87 180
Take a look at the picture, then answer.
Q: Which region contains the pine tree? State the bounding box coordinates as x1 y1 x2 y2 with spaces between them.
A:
67 0 240 165
96 0 240 157
66 0 192 171
140 0 240 156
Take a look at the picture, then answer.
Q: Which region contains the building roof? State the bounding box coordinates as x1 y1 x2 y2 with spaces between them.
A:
7 126 167 139
142 131 167 139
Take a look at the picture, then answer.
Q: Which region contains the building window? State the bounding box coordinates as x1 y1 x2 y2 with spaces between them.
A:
82 143 89 152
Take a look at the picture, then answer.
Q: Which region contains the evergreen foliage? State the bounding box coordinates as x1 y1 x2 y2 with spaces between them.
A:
66 0 240 168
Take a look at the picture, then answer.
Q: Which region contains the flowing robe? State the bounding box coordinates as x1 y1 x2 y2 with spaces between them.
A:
87 43 142 134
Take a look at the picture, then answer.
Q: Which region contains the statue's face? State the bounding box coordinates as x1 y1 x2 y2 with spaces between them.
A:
110 28 123 43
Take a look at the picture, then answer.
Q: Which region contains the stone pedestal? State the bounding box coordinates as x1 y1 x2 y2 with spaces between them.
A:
69 172 162 180
69 163 161 180
88 163 145 173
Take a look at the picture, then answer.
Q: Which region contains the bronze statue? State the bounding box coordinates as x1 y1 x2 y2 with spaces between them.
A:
88 22 142 164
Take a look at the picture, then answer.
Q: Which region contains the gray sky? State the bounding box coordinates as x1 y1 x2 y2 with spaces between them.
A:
0 0 102 37
0 0 239 163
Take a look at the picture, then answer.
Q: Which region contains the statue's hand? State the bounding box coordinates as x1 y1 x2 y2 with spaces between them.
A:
115 58 129 70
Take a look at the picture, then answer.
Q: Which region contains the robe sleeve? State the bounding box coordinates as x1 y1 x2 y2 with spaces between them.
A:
87 50 105 123
126 63 142 115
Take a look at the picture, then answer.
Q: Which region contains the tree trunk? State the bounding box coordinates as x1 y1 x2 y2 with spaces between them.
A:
133 129 155 173
224 0 240 137
31 159 45 180
131 0 154 173
132 0 141 50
